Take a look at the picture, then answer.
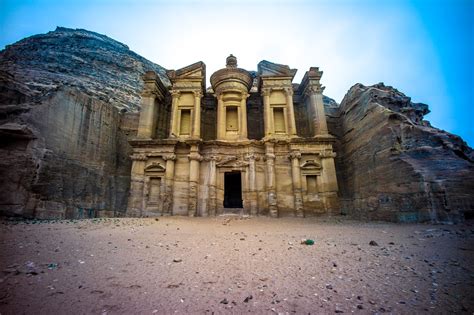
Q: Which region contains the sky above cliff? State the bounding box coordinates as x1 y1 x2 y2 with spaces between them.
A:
1 0 473 146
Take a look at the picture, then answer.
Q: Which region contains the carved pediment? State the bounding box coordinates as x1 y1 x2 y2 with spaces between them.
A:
257 60 297 78
167 61 206 90
300 159 322 170
145 162 166 172
167 61 206 80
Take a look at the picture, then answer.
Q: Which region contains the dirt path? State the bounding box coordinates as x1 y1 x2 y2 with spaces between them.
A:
0 217 473 314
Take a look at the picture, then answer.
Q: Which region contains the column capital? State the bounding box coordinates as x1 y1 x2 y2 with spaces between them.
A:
263 153 276 161
305 84 325 96
261 88 272 97
170 90 181 98
284 87 294 96
193 90 203 98
288 150 302 160
131 153 147 161
204 155 221 162
320 150 337 158
188 152 203 162
162 154 177 161
244 153 260 161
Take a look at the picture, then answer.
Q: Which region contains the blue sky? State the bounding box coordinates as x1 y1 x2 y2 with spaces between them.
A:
1 0 473 146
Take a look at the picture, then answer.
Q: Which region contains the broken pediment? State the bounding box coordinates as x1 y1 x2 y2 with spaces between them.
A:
257 60 297 78
166 61 206 90
144 162 166 172
166 61 206 80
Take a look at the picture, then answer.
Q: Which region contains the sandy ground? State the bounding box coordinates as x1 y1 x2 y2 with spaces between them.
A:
0 216 473 314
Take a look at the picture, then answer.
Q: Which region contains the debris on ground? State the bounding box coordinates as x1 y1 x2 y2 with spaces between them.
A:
301 239 315 245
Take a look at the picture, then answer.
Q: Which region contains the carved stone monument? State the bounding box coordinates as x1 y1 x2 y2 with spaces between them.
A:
127 56 339 217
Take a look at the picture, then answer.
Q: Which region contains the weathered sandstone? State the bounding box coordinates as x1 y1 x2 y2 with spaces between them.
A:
0 28 472 222
329 83 473 222
0 27 167 218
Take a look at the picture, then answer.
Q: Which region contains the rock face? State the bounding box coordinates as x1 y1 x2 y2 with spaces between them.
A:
0 27 168 218
1 27 472 222
329 83 474 222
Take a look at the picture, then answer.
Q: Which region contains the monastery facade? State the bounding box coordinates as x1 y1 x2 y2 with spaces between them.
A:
127 55 339 217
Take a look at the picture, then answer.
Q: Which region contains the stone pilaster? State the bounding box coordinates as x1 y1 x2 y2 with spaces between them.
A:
262 88 272 137
285 87 297 136
245 153 260 216
137 91 158 139
193 90 202 139
169 90 180 137
216 93 225 140
127 153 147 216
289 150 304 217
136 71 166 139
307 85 328 135
188 146 202 217
163 154 176 215
264 143 278 217
204 155 220 216
240 92 249 139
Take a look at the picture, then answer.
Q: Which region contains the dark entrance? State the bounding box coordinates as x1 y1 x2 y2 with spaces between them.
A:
224 172 243 208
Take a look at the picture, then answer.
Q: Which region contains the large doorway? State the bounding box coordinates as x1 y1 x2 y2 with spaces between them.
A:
224 172 243 208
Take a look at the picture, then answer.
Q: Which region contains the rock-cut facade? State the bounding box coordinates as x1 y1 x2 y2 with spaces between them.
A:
128 55 339 217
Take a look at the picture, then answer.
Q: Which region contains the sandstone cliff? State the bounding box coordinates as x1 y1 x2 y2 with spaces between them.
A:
1 28 472 222
329 83 474 222
0 27 168 218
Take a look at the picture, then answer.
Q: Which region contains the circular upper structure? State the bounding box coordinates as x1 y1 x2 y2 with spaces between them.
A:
210 55 253 95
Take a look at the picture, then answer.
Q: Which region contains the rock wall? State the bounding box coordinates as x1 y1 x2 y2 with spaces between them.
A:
331 83 474 223
1 27 472 222
0 27 168 218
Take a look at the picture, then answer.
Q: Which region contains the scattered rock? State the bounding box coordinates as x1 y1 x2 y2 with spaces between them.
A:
173 259 182 263
220 298 228 304
335 305 344 313
369 240 378 246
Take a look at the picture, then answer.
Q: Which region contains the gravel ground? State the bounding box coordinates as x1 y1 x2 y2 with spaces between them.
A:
0 216 473 314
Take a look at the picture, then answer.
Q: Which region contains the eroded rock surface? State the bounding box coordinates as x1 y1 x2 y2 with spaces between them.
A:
330 83 473 222
0 27 472 222
0 27 167 218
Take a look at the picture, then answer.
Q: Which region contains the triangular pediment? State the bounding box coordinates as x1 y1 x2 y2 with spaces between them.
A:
257 60 297 78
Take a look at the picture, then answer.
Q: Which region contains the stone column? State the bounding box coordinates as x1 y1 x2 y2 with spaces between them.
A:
307 85 328 135
188 145 202 217
216 93 225 140
127 153 147 216
193 90 202 139
289 150 304 217
205 155 220 216
285 87 297 136
262 88 272 137
169 90 180 137
319 150 338 214
264 143 278 217
245 153 259 216
240 92 248 139
163 154 176 215
137 92 157 138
